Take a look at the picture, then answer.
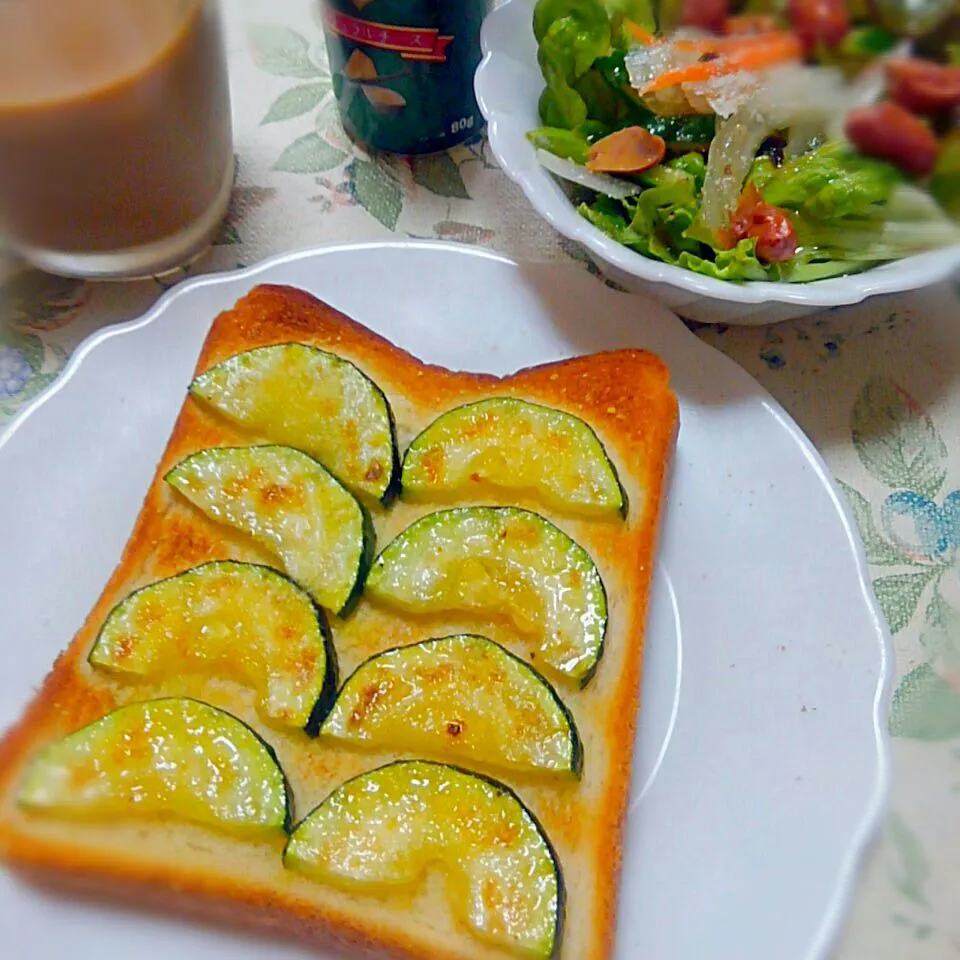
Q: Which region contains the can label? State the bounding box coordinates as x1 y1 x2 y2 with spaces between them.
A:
323 9 453 63
321 0 486 155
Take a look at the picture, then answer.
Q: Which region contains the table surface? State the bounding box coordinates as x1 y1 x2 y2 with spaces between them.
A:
1 2 958 957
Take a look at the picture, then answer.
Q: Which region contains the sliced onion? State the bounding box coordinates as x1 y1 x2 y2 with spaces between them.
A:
826 39 911 142
626 41 701 117
785 122 822 158
760 65 847 124
849 39 910 109
700 105 770 232
625 43 690 91
884 184 956 223
535 149 642 200
686 72 757 119
699 65 849 232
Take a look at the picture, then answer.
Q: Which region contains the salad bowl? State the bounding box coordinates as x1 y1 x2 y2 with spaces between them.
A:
475 0 960 324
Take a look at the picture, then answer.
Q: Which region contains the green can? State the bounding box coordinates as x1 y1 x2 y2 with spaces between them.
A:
320 0 487 155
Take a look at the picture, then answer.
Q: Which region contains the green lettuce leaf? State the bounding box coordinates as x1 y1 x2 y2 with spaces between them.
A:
664 151 706 190
579 196 646 245
527 121 615 165
538 82 588 129
794 216 960 262
579 195 680 262
678 239 771 282
749 142 902 220
579 191 870 282
604 0 655 34
574 66 634 127
540 10 611 80
839 25 898 57
747 141 959 268
534 0 611 128
630 173 702 255
932 131 960 221
533 0 608 43
577 120 613 143
579 153 728 265
577 155 712 265
527 127 592 165
777 256 866 282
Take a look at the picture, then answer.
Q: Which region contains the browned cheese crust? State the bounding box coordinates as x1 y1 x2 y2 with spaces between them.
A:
0 284 678 960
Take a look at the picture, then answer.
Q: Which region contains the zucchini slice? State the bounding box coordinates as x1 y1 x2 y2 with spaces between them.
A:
366 507 607 686
285 760 562 959
18 698 290 835
321 635 581 776
88 561 336 733
402 398 625 517
165 445 373 616
190 344 399 503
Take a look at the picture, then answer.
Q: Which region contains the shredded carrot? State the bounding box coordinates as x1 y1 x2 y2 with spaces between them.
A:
673 29 798 55
727 31 803 66
641 61 718 92
640 32 803 94
624 19 657 45
723 14 780 36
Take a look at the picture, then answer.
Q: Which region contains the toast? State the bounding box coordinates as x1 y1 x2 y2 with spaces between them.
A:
0 284 678 960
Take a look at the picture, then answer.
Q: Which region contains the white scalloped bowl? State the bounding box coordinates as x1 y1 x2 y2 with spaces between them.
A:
474 0 960 325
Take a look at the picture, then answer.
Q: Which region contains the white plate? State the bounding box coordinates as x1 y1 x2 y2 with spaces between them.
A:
0 242 891 960
474 0 960 325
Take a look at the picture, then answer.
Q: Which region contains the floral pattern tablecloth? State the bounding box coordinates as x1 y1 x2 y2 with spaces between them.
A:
2 1 959 956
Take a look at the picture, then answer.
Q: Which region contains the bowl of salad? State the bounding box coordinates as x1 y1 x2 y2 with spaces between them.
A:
475 0 960 323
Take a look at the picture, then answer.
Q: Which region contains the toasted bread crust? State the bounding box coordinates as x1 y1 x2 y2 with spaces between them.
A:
0 284 678 960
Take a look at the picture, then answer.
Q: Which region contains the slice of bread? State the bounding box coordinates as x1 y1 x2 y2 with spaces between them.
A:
0 284 678 960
